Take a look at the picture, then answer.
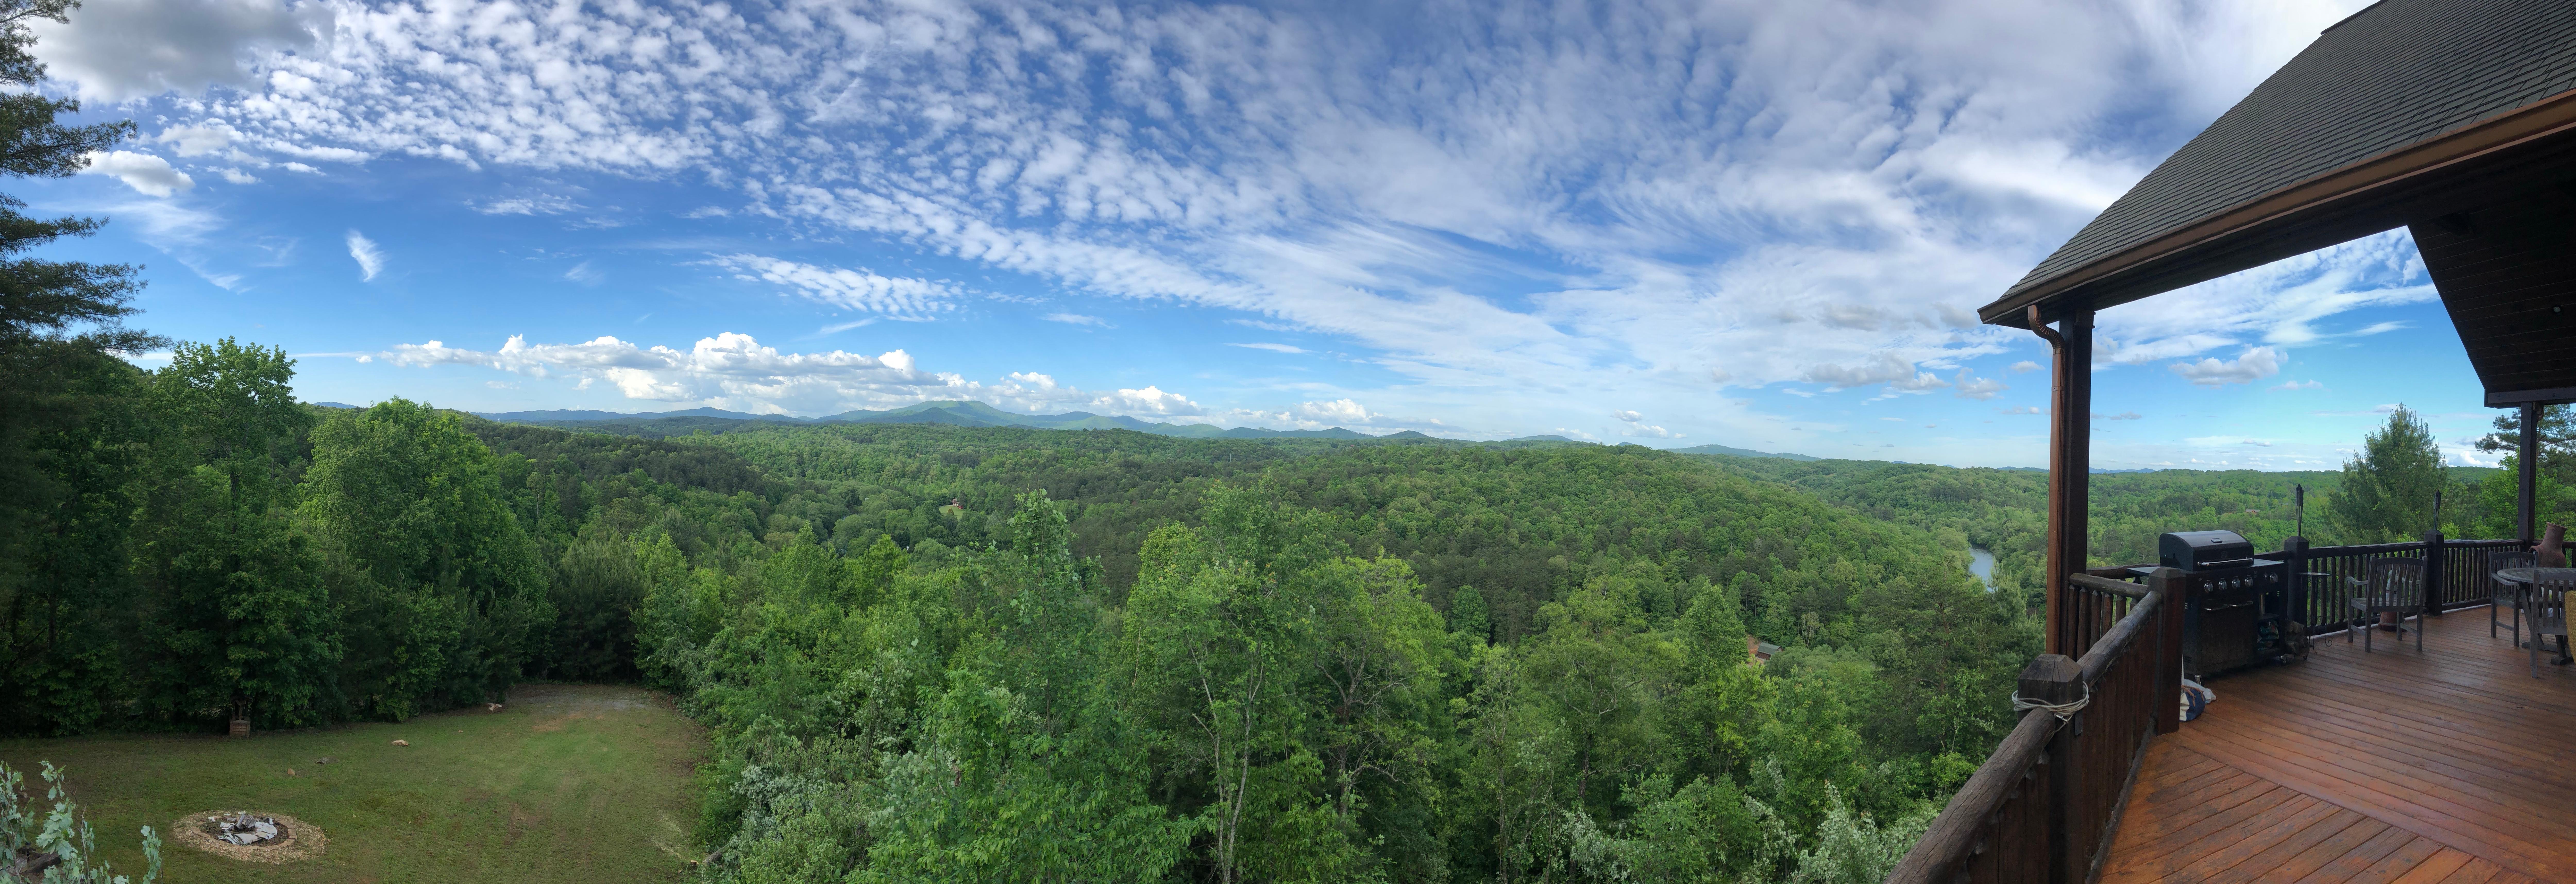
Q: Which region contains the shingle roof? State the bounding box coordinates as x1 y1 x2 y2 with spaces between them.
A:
1998 0 2576 309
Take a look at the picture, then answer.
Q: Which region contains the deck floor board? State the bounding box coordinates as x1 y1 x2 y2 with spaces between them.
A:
2098 608 2576 884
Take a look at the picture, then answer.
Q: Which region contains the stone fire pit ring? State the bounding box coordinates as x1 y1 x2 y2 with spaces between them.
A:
170 810 326 863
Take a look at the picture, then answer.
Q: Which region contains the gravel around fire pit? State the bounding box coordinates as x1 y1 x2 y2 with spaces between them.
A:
170 811 325 863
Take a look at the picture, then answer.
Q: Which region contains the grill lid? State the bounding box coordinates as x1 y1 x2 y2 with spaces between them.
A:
2160 530 2254 571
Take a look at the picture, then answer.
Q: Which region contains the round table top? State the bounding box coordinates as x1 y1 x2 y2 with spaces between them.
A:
2494 567 2576 586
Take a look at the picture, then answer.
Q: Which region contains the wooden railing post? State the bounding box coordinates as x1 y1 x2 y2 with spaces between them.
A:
2020 653 2082 884
2422 530 2446 615
2285 536 2310 631
2148 568 2185 735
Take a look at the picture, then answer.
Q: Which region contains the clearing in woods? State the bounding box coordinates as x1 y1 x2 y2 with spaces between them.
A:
0 684 705 884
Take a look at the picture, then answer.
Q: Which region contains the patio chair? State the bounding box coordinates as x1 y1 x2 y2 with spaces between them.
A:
2347 557 2426 652
2490 550 2537 645
2527 569 2576 677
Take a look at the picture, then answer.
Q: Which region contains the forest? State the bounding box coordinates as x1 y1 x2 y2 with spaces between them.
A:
15 324 2564 881
7 0 2573 879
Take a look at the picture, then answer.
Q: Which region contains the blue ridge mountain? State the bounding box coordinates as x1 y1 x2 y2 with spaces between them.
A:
1668 443 1821 461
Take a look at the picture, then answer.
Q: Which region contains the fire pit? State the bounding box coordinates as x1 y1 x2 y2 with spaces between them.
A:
213 811 279 845
172 810 325 863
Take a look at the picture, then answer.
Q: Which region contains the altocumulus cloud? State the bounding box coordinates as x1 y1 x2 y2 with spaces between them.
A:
52 0 2396 441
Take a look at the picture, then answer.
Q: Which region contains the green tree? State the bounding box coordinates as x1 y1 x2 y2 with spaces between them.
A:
134 340 337 728
2475 403 2573 486
0 0 153 737
299 399 551 719
2328 406 2447 543
1124 490 1340 884
859 492 1189 882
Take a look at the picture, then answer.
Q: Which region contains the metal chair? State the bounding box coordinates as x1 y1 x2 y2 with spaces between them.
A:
2530 568 2576 677
2347 557 2426 652
2490 550 2537 645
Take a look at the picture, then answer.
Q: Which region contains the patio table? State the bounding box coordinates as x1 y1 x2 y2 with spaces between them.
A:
2494 567 2572 664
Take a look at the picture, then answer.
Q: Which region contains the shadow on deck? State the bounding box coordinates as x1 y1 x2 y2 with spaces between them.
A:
2100 606 2576 884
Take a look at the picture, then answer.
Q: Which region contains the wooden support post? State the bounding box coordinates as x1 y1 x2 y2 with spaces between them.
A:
2422 529 2446 615
2021 653 2083 884
2519 402 2540 545
2149 568 2185 735
2032 304 2094 655
2284 536 2310 632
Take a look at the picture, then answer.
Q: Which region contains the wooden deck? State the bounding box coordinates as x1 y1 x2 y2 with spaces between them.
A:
2098 606 2576 884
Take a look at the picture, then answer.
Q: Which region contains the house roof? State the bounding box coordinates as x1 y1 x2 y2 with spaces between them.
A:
1980 0 2576 328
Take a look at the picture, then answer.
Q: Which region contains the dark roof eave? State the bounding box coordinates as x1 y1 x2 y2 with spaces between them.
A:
1979 87 2576 330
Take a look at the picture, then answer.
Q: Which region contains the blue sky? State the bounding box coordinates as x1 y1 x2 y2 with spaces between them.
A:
37 0 2499 470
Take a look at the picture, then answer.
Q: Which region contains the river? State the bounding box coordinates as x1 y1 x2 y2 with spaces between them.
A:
1969 546 1997 592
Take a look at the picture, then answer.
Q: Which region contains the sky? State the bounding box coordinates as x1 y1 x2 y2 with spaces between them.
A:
31 0 2509 470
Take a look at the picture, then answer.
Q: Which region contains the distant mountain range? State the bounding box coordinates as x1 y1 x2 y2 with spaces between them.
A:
1669 443 1819 461
467 400 1457 441
354 398 1854 458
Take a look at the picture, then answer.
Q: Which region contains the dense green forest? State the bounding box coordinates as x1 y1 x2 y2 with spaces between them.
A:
12 327 2565 882
14 334 2568 883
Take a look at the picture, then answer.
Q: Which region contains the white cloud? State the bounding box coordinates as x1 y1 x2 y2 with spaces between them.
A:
472 196 580 216
1953 371 2006 400
1296 399 1380 425
378 332 1206 419
565 261 603 285
2093 411 2143 421
155 124 235 157
108 0 2391 446
708 254 957 318
2009 360 2041 373
212 167 258 184
1611 409 1677 437
30 0 326 101
80 151 193 197
2169 346 2282 387
2272 379 2325 391
1044 313 1110 327
345 230 383 281
1230 343 1306 354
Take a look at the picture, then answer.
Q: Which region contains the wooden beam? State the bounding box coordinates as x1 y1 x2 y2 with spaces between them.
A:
2519 402 2539 544
2486 386 2576 408
2039 304 2096 655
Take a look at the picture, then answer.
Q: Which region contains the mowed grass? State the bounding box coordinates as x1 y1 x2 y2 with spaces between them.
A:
0 684 706 884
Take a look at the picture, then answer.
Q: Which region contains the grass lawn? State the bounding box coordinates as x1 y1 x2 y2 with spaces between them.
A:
0 684 706 884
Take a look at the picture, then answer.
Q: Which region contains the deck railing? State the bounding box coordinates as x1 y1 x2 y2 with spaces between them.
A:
1889 535 2535 884
1888 570 2182 884
2266 535 2524 636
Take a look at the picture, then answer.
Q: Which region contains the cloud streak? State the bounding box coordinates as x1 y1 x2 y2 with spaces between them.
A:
345 231 384 281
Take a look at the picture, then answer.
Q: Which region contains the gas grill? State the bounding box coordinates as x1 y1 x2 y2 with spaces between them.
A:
2139 531 2291 678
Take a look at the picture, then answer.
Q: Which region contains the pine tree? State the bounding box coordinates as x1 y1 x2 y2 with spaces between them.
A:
2328 405 2448 543
0 0 154 735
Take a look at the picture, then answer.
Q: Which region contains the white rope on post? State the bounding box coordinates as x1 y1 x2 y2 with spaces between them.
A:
2008 680 2091 724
